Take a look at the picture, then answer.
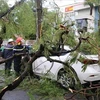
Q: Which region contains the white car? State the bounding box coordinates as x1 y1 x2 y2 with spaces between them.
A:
32 46 100 88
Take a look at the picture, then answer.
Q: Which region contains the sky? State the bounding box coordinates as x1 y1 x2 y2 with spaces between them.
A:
44 0 84 12
8 0 85 6
46 0 84 6
7 0 84 12
7 0 20 6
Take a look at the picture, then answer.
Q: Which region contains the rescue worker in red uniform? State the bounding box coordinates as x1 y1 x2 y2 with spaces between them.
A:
13 37 25 76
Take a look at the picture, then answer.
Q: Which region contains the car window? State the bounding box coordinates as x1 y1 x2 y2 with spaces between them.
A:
50 48 68 56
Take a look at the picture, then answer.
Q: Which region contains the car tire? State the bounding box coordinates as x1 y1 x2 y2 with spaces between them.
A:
57 69 75 88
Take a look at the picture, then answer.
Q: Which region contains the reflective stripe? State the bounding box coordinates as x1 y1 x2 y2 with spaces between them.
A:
4 47 13 50
13 46 25 51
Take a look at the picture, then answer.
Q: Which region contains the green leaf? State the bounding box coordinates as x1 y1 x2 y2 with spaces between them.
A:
82 64 87 72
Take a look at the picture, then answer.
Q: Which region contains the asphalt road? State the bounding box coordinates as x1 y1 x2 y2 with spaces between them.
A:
0 63 4 70
2 89 30 100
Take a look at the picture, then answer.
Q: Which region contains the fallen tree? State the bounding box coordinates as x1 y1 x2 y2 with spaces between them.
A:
0 36 94 99
0 1 100 99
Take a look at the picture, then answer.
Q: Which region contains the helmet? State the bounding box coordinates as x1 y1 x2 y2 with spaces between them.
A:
16 37 23 43
8 38 14 43
16 37 25 45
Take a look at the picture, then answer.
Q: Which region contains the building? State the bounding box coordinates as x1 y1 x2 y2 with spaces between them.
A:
64 2 99 35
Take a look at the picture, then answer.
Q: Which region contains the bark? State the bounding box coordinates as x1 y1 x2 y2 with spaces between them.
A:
35 0 42 39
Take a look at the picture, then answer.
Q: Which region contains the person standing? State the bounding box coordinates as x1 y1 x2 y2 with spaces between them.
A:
2 38 14 76
13 37 25 76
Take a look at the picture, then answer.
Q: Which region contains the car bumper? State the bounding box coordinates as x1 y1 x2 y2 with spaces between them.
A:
78 72 100 84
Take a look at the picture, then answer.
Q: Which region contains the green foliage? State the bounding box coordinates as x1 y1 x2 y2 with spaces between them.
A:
0 0 36 39
64 32 76 47
0 0 9 37
19 77 66 100
0 0 63 40
42 8 63 36
0 0 8 15
82 64 87 72
78 32 100 54
8 1 36 38
69 52 79 64
85 0 100 5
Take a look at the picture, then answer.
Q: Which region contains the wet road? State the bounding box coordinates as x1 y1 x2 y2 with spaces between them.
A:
2 89 30 100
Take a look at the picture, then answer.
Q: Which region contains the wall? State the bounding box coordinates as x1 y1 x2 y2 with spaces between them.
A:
64 2 96 34
94 6 99 31
75 7 95 33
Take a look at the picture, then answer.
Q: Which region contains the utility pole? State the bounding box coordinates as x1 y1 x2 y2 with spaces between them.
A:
35 0 42 40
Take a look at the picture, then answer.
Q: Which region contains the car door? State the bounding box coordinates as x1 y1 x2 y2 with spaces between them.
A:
32 56 60 77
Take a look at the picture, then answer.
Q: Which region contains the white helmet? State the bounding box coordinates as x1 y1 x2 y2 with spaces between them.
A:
8 38 14 43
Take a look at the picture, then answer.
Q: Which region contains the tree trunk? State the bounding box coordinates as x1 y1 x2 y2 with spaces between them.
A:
35 0 42 40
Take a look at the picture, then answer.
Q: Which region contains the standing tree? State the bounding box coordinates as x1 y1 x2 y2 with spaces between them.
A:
35 0 42 40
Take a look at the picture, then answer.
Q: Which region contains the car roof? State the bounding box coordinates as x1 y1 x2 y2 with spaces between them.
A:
64 45 71 50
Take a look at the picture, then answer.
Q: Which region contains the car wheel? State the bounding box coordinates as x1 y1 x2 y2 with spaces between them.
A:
57 69 75 88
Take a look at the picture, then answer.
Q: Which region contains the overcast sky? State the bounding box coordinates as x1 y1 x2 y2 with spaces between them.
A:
44 0 84 11
46 0 84 6
7 0 84 12
8 0 84 6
